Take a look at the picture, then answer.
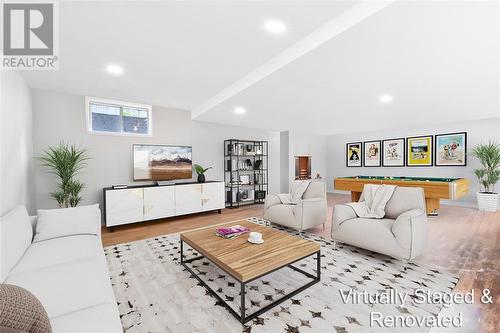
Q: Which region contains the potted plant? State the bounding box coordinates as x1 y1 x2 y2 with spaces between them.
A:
39 143 90 208
193 164 212 183
472 141 500 212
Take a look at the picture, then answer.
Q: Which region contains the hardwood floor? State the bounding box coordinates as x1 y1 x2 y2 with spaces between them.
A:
101 193 499 332
102 204 265 246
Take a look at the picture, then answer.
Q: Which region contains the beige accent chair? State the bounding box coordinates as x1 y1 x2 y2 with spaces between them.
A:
331 186 428 261
264 181 327 231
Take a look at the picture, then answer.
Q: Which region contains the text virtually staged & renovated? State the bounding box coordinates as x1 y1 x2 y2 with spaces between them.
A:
1 1 499 333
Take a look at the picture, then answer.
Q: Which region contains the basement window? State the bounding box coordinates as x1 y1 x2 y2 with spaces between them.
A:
85 97 152 136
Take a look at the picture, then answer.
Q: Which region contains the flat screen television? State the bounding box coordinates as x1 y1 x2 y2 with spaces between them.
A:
133 144 192 181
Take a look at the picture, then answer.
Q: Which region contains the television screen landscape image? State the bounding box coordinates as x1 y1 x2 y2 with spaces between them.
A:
133 144 192 181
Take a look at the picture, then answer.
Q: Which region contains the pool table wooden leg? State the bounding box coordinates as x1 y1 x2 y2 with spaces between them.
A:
425 198 440 216
351 191 361 202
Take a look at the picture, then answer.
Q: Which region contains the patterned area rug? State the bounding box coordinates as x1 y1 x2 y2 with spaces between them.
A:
105 217 458 333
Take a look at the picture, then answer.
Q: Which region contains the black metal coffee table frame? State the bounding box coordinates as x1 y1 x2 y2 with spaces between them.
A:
180 239 321 324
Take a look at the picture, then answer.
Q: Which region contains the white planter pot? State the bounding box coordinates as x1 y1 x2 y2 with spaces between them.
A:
477 192 499 212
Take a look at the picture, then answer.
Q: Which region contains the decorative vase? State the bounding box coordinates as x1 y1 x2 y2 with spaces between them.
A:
197 174 206 183
477 192 498 212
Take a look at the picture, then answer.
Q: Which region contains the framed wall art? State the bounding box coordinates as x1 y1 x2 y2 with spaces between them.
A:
363 140 381 167
346 142 362 167
382 138 405 167
435 132 467 166
407 135 433 166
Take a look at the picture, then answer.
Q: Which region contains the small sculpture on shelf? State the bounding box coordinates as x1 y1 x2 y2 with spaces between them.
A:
193 164 212 183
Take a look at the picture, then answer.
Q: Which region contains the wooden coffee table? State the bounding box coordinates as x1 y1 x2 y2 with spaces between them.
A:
180 220 321 324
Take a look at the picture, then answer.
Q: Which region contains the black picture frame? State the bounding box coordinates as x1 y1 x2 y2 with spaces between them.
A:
346 142 362 167
406 135 433 167
382 138 405 167
434 132 467 166
363 140 381 167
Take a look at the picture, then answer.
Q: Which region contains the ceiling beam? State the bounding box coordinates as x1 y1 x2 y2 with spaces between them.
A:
191 0 395 119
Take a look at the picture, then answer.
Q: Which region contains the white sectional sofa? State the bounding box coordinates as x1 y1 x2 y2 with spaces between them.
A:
1 205 122 333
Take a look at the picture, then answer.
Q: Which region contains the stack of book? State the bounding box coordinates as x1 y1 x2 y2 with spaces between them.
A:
215 225 250 239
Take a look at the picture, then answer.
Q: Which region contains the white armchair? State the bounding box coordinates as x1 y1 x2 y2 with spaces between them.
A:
264 181 328 231
331 186 428 261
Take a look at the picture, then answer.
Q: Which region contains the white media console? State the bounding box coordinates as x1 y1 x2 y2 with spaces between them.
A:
103 181 225 228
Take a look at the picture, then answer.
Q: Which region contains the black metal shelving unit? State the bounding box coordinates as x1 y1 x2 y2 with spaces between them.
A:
224 139 268 208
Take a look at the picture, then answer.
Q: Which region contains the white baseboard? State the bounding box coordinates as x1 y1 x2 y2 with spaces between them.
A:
327 190 499 210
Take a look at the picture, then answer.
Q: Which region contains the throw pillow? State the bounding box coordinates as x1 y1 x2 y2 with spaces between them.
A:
33 204 100 243
0 284 52 333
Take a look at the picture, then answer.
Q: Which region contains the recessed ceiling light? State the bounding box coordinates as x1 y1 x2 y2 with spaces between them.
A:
379 94 393 104
234 107 246 114
106 64 123 75
264 20 287 34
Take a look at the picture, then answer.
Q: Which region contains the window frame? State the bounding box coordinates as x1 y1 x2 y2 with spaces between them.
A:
85 96 153 137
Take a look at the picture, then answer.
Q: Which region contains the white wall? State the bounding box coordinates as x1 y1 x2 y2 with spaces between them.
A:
288 130 327 184
24 87 500 212
326 118 500 206
277 130 329 193
268 131 281 195
1 72 36 215
32 89 279 210
279 131 289 192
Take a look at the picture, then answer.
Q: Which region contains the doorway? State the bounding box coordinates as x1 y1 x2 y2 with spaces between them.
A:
295 156 311 180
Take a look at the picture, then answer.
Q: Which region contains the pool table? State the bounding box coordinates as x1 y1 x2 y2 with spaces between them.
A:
334 176 469 215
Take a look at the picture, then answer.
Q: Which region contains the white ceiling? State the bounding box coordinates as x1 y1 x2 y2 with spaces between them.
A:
21 0 356 110
22 1 499 135
195 0 500 134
